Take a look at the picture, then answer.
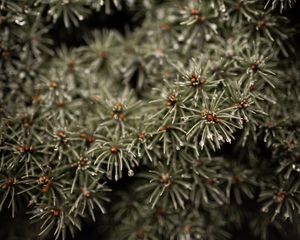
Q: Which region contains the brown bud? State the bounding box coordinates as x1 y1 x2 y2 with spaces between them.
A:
79 158 87 167
118 112 126 121
16 146 33 152
86 135 96 144
67 59 75 70
256 19 267 29
275 191 286 203
159 173 171 186
51 208 60 216
42 184 49 193
158 125 171 132
38 176 50 185
214 117 221 123
56 130 65 138
110 146 118 154
113 101 122 110
138 132 145 141
206 114 213 122
50 80 58 88
250 63 258 72
32 95 41 104
56 100 65 108
191 8 198 16
81 187 91 198
191 72 197 84
98 51 109 58
1 178 17 189
80 132 95 144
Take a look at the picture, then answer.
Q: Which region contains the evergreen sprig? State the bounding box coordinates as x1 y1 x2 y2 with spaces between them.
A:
1 0 299 239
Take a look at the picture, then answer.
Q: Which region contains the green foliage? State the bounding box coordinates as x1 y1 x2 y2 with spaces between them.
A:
266 0 297 12
1 0 300 239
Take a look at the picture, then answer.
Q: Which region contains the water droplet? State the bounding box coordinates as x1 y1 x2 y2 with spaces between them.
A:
128 169 134 176
177 34 184 41
219 2 226 12
126 145 132 152
261 206 269 212
19 72 25 79
292 164 300 172
54 147 59 151
78 15 84 21
182 116 189 122
176 146 180 150
207 132 213 140
195 234 201 239
15 18 26 26
263 134 268 142
173 43 179 50
200 140 205 149
205 34 212 41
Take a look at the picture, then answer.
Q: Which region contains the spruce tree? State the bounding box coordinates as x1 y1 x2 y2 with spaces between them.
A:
1 0 300 239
